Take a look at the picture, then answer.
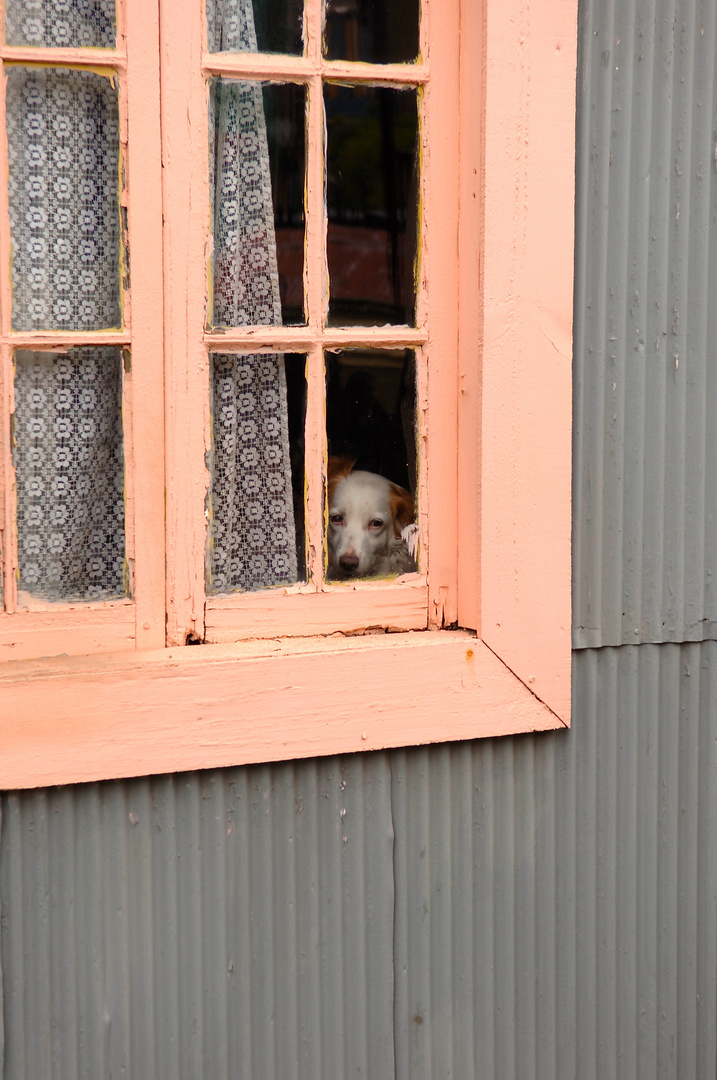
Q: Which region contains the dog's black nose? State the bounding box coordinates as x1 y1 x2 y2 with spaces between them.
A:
339 554 359 573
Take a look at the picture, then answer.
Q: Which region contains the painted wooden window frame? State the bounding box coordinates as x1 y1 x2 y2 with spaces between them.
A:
0 0 166 657
0 0 575 790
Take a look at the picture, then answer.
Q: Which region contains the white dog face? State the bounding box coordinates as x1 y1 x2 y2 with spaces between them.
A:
327 461 416 580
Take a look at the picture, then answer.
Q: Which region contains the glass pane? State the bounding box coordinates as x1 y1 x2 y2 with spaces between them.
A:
14 349 126 603
325 84 418 327
210 80 305 328
208 352 306 593
5 0 116 48
326 348 417 579
6 68 122 332
207 0 303 55
324 0 419 64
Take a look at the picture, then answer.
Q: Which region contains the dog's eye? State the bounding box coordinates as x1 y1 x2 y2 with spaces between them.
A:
330 513 343 525
369 518 384 529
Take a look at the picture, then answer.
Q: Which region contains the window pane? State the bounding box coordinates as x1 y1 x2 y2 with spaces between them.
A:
6 68 122 332
324 0 419 64
206 0 303 55
14 349 126 603
208 353 306 593
210 80 306 328
5 0 116 48
326 348 418 580
325 84 418 327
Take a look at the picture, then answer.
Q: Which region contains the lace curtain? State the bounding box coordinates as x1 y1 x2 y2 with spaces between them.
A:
6 68 121 331
207 0 298 593
14 350 126 602
4 0 116 48
6 64 126 601
206 0 257 52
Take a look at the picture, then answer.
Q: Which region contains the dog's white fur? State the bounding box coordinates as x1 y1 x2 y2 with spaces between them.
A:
327 459 417 580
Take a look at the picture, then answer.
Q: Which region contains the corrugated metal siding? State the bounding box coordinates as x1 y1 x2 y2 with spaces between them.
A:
393 643 717 1080
573 0 717 648
1 645 716 1079
0 759 396 1080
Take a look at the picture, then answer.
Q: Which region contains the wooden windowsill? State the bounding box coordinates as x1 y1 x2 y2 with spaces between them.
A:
0 628 566 790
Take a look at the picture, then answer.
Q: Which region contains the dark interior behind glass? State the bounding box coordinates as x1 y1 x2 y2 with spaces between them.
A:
324 0 419 64
326 348 416 495
264 82 306 325
325 84 419 327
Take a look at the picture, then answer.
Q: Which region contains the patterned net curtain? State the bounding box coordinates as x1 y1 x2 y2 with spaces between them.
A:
6 68 121 332
5 57 126 602
207 0 299 593
13 349 126 602
5 0 116 48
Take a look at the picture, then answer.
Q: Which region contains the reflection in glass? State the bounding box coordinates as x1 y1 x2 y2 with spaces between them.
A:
6 68 121 332
325 85 418 327
14 349 126 602
5 0 116 48
210 79 305 327
206 0 303 55
208 353 306 593
326 349 417 580
324 0 419 64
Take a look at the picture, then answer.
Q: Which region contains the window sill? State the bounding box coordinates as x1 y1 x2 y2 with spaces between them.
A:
1 628 566 789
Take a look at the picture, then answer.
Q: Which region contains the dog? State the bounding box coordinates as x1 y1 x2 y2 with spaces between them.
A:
327 458 417 579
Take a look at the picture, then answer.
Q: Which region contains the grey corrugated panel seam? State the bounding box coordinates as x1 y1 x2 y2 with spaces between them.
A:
573 0 717 648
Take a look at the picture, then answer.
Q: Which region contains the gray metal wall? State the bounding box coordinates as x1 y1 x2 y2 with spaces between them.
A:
1 646 716 1080
573 0 717 648
2 0 717 1077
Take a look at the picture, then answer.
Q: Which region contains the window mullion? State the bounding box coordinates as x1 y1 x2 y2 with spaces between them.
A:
302 53 326 586
304 341 326 587
304 0 322 67
305 71 325 336
161 0 211 646
123 0 166 649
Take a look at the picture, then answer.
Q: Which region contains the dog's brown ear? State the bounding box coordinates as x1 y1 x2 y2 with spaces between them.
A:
327 456 356 498
328 456 355 480
388 482 415 536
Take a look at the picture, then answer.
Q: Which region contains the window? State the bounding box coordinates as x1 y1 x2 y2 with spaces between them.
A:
0 0 575 789
0 0 165 660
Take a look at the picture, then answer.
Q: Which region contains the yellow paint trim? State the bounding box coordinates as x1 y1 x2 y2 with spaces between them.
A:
3 60 118 86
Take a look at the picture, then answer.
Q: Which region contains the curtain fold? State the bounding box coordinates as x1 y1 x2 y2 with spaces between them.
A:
208 0 298 593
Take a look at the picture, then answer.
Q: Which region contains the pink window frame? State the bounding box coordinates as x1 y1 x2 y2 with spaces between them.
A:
0 0 575 790
0 0 166 658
